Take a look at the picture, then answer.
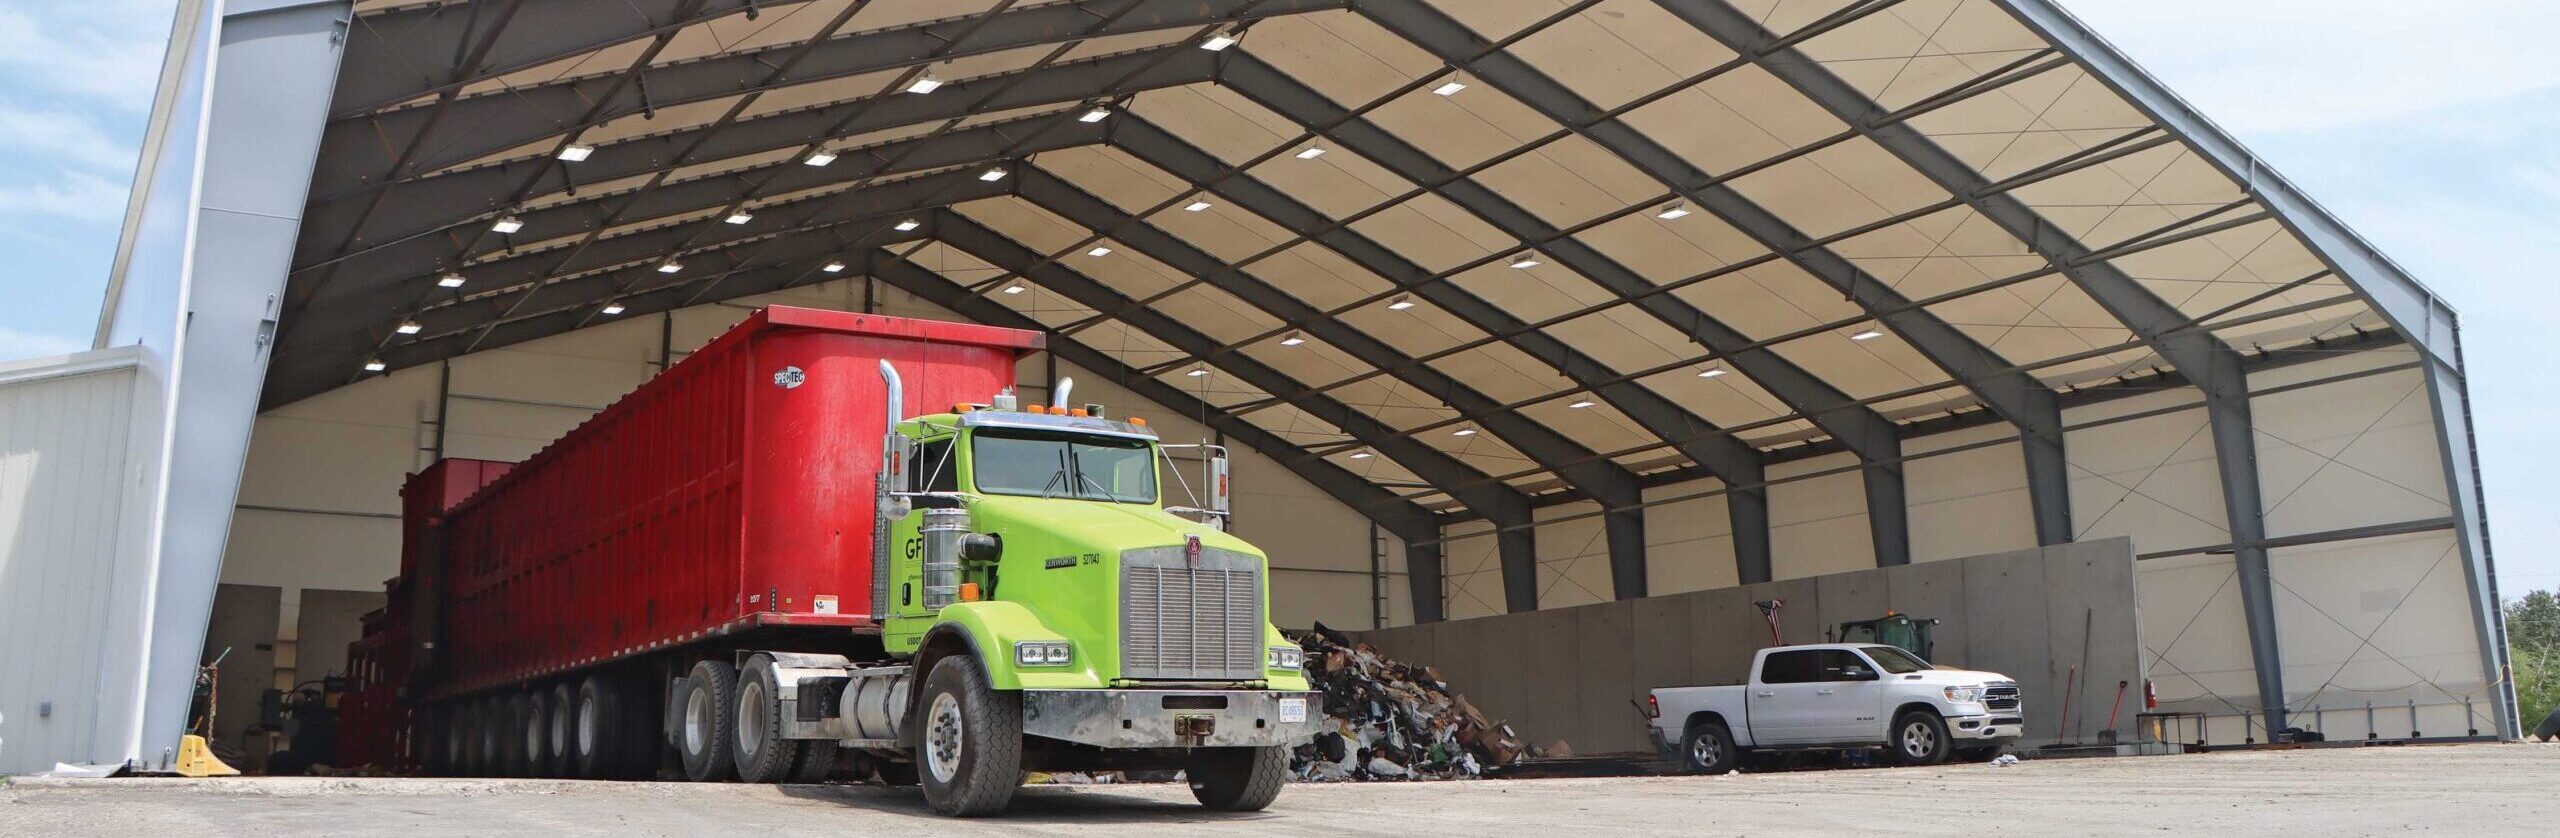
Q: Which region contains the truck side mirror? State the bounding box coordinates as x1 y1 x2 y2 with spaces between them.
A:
1207 455 1231 531
883 432 916 495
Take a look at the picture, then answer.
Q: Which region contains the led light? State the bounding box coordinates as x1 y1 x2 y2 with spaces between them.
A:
436 273 466 288
601 302 626 315
1697 367 1727 379
1268 646 1304 671
1452 427 1477 437
1849 329 1885 341
1016 643 1042 666
905 74 943 94
1184 200 1213 212
1656 201 1690 220
894 218 920 232
1509 254 1540 269
1014 641 1071 667
1387 294 1415 310
1044 644 1071 665
394 320 422 335
1279 331 1305 346
803 150 838 167
1002 283 1026 295
1087 246 1112 257
1201 32 1238 51
1568 399 1597 409
1350 450 1373 459
979 167 1008 182
490 216 524 234
657 261 683 274
1186 367 1209 377
821 261 846 273
1295 147 1327 160
724 210 754 225
1433 80 1467 96
557 144 595 162
1079 106 1111 123
363 359 387 373
1943 685 1984 704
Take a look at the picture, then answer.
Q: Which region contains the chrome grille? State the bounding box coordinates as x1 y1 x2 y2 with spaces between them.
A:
1985 681 2022 711
1120 546 1263 680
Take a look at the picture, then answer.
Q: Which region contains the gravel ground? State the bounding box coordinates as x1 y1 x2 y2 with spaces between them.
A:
3 742 2552 837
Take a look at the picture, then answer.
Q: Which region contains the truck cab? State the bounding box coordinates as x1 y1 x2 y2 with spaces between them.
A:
1646 643 2022 773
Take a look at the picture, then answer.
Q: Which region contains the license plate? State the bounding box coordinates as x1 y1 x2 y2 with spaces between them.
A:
1278 697 1307 723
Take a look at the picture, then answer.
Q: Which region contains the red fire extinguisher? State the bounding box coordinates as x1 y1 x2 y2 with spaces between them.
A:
2143 679 2159 710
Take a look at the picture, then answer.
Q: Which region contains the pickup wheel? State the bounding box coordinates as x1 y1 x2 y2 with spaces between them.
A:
1888 710 1953 766
1188 746 1288 811
916 655 1022 817
732 655 806 783
1681 722 1740 774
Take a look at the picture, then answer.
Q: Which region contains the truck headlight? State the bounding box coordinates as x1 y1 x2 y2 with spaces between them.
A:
1943 685 1984 704
1014 641 1071 667
1267 646 1304 672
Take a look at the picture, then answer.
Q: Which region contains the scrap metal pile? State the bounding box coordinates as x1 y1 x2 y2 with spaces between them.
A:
1287 624 1537 781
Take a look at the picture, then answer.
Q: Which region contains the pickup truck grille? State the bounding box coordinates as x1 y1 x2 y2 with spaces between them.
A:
1985 681 2022 711
1120 546 1262 681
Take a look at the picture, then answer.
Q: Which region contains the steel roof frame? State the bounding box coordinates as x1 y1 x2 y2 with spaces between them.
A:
332 0 798 117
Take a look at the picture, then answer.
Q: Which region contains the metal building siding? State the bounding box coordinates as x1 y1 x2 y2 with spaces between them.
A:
0 357 138 774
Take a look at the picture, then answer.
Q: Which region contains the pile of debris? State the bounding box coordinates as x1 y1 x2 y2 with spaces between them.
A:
1288 624 1537 781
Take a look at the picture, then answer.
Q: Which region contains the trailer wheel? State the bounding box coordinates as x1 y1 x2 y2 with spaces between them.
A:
496 695 528 776
1187 746 1287 811
916 655 1021 817
522 690 554 777
475 697 508 775
732 655 806 783
448 703 477 776
1681 721 1740 774
1888 710 1952 766
548 683 576 777
677 660 741 782
572 676 630 779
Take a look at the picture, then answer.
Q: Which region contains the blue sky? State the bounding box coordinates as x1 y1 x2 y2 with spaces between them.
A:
0 0 2551 592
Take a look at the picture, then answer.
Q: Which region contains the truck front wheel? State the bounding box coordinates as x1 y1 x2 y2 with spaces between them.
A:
916 656 1022 817
1681 722 1740 774
1888 711 1952 766
1188 746 1287 811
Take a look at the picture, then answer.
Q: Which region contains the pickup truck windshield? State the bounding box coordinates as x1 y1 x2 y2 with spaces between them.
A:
972 429 1158 504
1863 645 1931 673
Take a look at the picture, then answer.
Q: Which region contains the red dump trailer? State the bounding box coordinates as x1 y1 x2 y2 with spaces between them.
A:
343 308 1044 778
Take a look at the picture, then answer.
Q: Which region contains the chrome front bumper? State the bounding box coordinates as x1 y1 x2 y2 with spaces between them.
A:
1021 689 1321 748
1948 711 2025 740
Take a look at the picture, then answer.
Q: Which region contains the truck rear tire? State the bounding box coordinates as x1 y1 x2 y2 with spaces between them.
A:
916 655 1021 817
548 684 576 777
476 697 508 775
1681 721 1740 774
732 655 806 783
572 676 630 779
678 660 741 782
523 690 554 777
1888 710 1953 766
452 702 480 775
1187 746 1287 811
495 695 527 776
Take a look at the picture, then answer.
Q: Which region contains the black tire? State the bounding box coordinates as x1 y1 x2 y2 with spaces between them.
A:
449 702 479 776
1187 746 1288 811
1681 721 1741 774
1888 710 1953 766
678 660 741 782
548 683 576 778
522 690 554 777
476 697 508 775
1954 743 2010 763
495 695 527 776
788 743 839 784
915 655 1022 817
572 676 629 779
732 655 806 783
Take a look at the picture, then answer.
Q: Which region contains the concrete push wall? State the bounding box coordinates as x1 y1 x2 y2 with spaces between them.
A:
1357 538 2143 755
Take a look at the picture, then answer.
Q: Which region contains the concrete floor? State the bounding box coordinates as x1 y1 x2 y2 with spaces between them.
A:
4 743 2552 837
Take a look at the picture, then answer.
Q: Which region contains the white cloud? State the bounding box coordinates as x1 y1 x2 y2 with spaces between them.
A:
2061 0 2560 133
0 100 138 172
0 324 86 361
0 171 131 223
0 0 178 112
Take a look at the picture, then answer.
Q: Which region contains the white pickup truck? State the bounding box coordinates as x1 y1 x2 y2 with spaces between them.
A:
1645 643 2022 772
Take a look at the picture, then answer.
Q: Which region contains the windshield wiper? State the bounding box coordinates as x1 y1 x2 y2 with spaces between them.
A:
1038 447 1070 499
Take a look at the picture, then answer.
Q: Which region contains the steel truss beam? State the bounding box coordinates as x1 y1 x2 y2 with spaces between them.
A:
1219 50 1904 572
297 44 1218 269
333 0 807 117
1013 165 1644 607
1657 0 2286 725
927 210 1537 612
324 0 1347 197
1107 118 1766 599
854 251 1452 622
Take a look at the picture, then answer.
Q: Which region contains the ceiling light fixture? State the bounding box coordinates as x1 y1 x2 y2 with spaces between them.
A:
821 261 846 273
1279 331 1305 346
437 273 466 288
557 144 595 162
1186 367 1210 377
395 320 422 335
601 303 626 315
1087 246 1112 257
490 216 524 234
657 261 683 274
894 218 920 232
979 167 1009 182
1080 106 1111 123
1697 366 1726 379
1508 254 1540 269
1201 29 1239 51
1349 450 1373 459
803 150 838 167
1295 147 1327 159
724 210 754 225
1184 200 1213 212
1433 79 1467 96
1452 427 1477 437
1656 201 1690 220
1849 329 1884 341
905 73 943 94
1568 399 1597 409
1002 283 1026 295
364 359 387 373
1387 294 1415 310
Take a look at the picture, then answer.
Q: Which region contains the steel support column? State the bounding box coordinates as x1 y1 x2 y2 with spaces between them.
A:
2418 327 2520 738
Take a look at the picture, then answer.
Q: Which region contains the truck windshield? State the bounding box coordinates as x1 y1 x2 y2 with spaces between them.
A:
971 429 1158 504
1862 645 1932 673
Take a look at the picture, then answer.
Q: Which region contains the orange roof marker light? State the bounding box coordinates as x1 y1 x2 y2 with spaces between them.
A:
959 582 982 602
952 403 975 413
1068 408 1090 417
1128 417 1147 427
